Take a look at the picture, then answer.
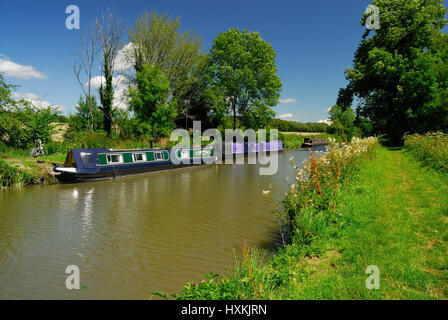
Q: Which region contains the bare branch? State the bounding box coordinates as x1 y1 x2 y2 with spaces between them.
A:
73 22 98 131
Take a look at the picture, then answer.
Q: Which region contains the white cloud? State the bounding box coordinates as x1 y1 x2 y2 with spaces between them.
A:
13 92 41 100
0 57 46 80
113 43 136 73
327 106 333 112
278 113 294 119
87 74 130 109
88 74 128 89
12 92 64 111
279 98 296 104
318 119 333 125
87 76 105 89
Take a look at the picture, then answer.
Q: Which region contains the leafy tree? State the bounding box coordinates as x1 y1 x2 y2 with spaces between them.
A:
0 73 17 109
113 109 144 140
128 11 204 101
0 74 60 148
175 57 227 130
327 119 345 139
24 106 60 144
127 63 177 147
0 106 60 148
208 28 282 130
243 101 275 130
328 105 356 141
72 95 103 132
0 113 29 148
355 117 373 137
339 0 448 144
98 59 115 136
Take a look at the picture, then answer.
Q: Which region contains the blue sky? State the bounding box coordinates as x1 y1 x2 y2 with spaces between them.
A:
0 0 376 122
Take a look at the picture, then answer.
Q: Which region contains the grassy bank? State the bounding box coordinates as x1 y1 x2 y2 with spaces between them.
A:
175 141 447 299
0 143 67 188
0 159 39 188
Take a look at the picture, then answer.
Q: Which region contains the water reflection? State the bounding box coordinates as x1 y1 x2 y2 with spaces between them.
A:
0 150 310 299
81 188 94 235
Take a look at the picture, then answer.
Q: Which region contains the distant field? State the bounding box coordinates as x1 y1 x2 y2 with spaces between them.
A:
280 132 325 136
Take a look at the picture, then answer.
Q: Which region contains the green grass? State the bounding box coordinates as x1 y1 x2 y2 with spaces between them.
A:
176 145 447 300
280 147 447 299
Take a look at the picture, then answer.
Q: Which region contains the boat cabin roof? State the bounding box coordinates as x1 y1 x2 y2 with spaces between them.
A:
66 148 171 169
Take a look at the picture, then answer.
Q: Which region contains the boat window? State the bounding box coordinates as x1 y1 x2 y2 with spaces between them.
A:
154 151 164 161
80 152 94 165
133 153 145 161
107 154 121 164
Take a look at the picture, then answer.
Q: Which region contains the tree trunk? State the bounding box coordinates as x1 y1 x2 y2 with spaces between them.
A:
233 101 236 130
88 90 94 132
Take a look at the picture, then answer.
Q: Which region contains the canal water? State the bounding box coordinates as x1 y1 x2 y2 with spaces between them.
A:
0 149 312 299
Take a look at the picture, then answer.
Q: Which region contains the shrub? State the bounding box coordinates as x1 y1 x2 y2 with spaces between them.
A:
0 159 37 188
0 106 60 148
0 113 29 148
404 132 448 172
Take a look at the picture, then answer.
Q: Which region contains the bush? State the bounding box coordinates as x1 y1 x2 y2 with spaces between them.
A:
0 106 60 148
0 113 29 148
404 132 448 172
0 159 37 188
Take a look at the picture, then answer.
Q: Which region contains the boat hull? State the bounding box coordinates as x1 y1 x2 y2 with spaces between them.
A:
301 142 328 148
54 162 206 183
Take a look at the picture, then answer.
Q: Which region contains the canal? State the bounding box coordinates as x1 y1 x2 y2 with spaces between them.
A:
0 149 312 299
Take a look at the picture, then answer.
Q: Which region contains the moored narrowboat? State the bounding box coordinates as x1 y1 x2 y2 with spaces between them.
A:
226 140 283 154
301 138 328 148
53 147 216 183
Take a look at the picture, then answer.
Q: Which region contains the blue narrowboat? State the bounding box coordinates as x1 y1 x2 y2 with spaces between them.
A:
53 147 216 183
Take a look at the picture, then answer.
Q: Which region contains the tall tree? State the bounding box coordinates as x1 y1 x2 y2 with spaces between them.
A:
208 28 282 130
128 11 204 102
127 63 177 148
174 56 226 130
72 95 103 131
96 11 124 136
339 0 448 143
74 23 97 132
328 105 356 141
